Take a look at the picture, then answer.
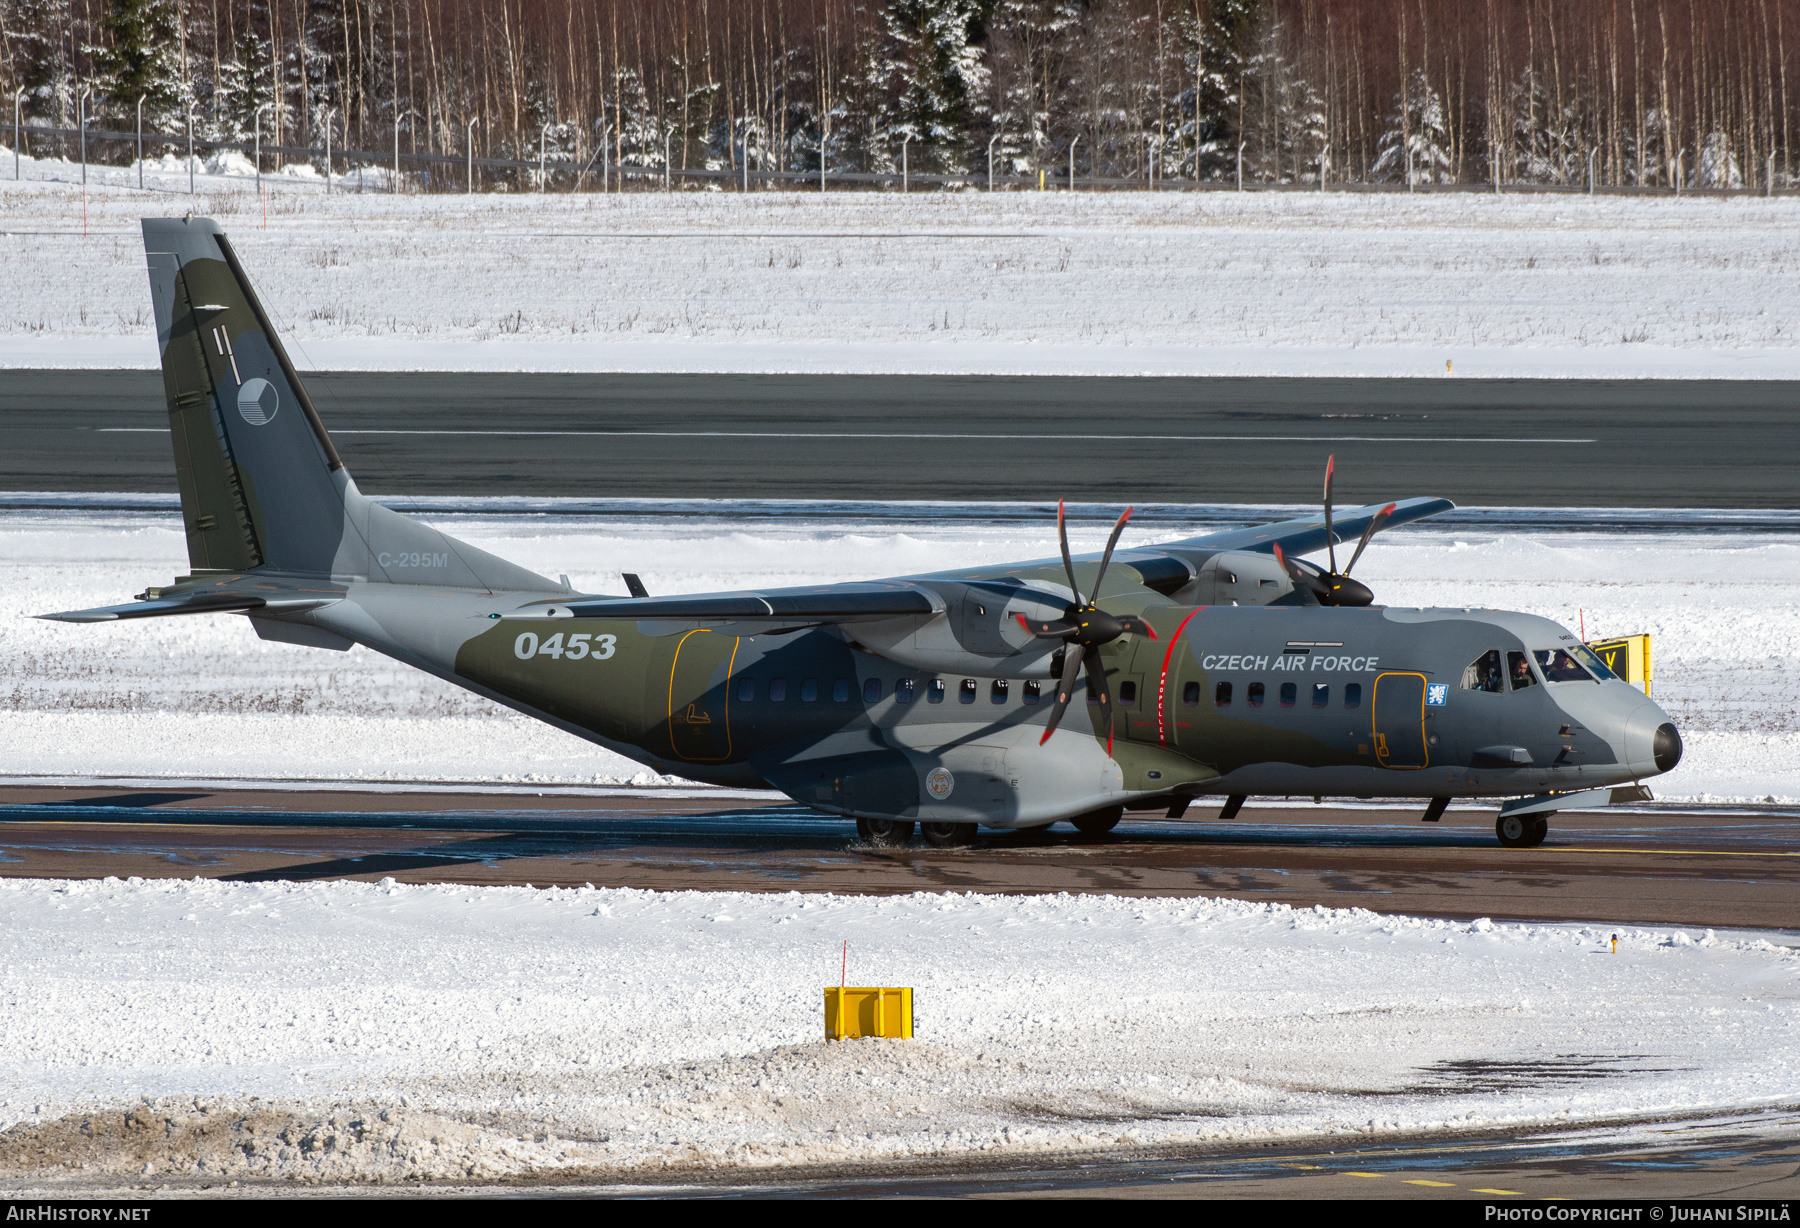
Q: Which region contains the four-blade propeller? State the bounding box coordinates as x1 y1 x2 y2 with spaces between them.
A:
1271 454 1394 607
1015 502 1157 752
1025 463 1397 752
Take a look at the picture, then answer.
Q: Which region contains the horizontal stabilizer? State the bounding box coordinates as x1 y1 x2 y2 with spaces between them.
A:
38 580 342 624
37 592 268 622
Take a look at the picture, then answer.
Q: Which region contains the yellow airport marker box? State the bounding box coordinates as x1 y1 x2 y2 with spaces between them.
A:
1586 634 1653 695
824 986 913 1040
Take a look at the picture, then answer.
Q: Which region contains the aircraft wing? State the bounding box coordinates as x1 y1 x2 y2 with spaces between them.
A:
510 583 942 631
1167 496 1455 559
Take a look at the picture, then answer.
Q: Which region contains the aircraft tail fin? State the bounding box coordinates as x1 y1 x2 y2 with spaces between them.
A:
141 217 553 594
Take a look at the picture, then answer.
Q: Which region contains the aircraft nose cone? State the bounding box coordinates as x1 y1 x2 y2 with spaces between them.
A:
1653 722 1683 773
1623 703 1682 777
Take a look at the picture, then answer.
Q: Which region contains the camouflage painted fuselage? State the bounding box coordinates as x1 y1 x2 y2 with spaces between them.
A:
43 217 1683 829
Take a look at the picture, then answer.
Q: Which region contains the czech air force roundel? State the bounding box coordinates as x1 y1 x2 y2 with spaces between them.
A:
237 377 279 425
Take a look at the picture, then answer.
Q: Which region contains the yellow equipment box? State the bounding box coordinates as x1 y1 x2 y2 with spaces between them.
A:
1586 634 1653 695
824 986 913 1040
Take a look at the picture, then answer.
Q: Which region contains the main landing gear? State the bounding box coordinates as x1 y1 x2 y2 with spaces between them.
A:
855 818 914 848
920 821 979 848
851 819 980 849
1495 812 1549 848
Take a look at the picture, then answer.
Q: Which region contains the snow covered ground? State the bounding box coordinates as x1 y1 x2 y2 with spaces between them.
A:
0 875 1793 1188
4 151 1800 377
3 506 1795 803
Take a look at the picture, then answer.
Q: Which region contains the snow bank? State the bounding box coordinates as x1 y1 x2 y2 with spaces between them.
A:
3 169 1799 376
0 877 1792 1187
3 508 1794 801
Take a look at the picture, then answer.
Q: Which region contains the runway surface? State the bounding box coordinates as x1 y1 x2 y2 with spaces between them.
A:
3 785 1795 931
9 370 1800 506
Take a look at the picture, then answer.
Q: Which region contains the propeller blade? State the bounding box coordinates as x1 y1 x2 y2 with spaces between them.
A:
1344 502 1396 576
1272 542 1324 604
1115 615 1159 641
1322 454 1337 575
1038 645 1088 745
1056 499 1082 607
1090 505 1133 600
1083 644 1115 755
1016 613 1079 639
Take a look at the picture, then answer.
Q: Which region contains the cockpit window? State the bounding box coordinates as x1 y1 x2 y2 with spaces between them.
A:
1534 648 1595 683
1507 651 1537 690
1566 642 1618 681
1461 649 1503 693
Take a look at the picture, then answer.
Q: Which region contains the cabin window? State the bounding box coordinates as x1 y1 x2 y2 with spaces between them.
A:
800 678 819 702
1214 681 1233 707
959 678 978 704
991 679 1009 704
1248 681 1265 707
1461 649 1504 693
768 678 788 702
737 678 756 702
1507 651 1537 690
863 678 883 704
1312 683 1329 708
927 679 946 704
1279 682 1297 707
895 678 916 703
1343 682 1362 708
1022 680 1041 705
1118 680 1137 705
1182 680 1200 705
832 679 851 702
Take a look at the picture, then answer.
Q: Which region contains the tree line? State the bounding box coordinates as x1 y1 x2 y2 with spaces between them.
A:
4 0 1796 191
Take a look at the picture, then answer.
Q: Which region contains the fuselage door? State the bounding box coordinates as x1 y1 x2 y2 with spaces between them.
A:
667 630 739 762
1372 670 1429 769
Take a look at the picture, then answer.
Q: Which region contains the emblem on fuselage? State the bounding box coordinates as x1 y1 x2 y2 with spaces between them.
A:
926 767 955 800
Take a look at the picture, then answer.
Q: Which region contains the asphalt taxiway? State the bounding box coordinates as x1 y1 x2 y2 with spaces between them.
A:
2 785 1794 931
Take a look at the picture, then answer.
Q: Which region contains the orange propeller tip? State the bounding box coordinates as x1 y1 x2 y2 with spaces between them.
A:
1038 729 1054 745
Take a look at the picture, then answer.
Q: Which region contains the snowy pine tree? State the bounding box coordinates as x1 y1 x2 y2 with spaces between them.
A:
1373 68 1452 184
5 0 75 126
90 0 186 127
984 0 1080 177
1189 0 1261 180
213 27 277 141
877 0 987 175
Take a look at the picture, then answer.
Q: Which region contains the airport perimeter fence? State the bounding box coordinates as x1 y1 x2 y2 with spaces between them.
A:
9 120 1797 199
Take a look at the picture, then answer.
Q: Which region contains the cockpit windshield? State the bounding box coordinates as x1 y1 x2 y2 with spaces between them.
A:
1566 642 1618 681
1533 648 1595 683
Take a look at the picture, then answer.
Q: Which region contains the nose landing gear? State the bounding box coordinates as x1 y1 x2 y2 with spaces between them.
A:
1496 812 1549 848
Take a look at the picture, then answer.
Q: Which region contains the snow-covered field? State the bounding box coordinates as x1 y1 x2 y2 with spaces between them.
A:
0 875 1793 1188
4 152 1800 378
3 506 1795 802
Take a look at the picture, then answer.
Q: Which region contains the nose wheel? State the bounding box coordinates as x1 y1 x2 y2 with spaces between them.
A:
1496 813 1549 848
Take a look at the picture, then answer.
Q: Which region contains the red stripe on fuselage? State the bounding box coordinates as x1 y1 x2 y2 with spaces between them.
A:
1156 607 1205 748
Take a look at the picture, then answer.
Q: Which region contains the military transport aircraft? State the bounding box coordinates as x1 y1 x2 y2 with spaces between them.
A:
42 217 1683 850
